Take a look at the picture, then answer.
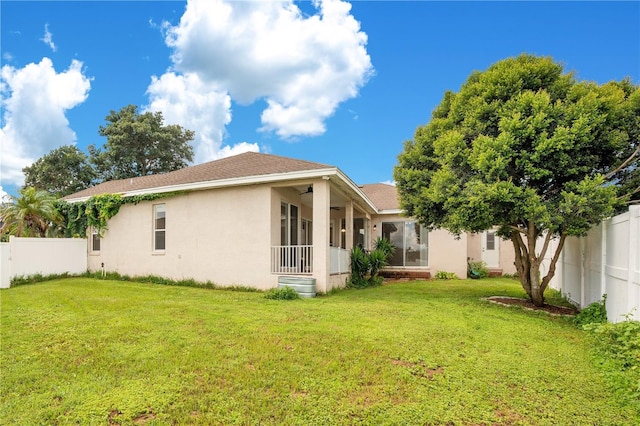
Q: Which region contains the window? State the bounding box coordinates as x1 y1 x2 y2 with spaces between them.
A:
382 221 428 267
280 202 298 246
353 218 366 249
91 227 100 252
154 204 166 251
301 218 312 245
340 218 367 249
486 231 496 251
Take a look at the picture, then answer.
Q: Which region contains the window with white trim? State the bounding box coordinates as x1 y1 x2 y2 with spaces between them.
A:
91 227 100 252
154 204 166 251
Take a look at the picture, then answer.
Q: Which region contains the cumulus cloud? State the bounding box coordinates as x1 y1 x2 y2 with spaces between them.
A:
41 24 56 52
0 58 91 187
0 185 9 202
149 0 372 160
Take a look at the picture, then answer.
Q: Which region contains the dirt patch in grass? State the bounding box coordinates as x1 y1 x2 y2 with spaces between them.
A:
133 412 156 425
390 358 444 379
487 296 577 316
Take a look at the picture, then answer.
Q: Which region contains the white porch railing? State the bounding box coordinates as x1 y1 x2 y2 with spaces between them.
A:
330 247 350 274
271 245 313 274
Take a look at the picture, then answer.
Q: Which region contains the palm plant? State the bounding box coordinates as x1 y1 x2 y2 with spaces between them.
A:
0 187 62 238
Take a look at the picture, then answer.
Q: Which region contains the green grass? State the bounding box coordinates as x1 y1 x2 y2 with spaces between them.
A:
1 278 637 425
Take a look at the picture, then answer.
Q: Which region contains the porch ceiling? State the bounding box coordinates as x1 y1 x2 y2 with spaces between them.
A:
294 183 367 214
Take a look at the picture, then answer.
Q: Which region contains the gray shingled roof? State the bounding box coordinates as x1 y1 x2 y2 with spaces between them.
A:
359 183 400 211
64 152 332 200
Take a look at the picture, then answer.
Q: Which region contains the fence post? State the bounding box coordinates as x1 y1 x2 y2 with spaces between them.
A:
0 239 11 289
601 221 607 299
580 237 586 308
628 206 640 320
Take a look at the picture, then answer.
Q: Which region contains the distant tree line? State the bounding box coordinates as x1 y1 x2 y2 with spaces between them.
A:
23 104 195 198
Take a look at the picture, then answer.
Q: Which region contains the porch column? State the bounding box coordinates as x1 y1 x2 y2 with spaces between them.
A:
345 200 354 251
312 179 330 293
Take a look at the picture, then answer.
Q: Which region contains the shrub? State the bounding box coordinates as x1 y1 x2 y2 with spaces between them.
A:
435 271 458 280
347 238 395 289
264 286 300 300
11 272 73 286
575 295 608 327
467 260 489 279
374 237 395 259
348 245 371 288
583 313 640 404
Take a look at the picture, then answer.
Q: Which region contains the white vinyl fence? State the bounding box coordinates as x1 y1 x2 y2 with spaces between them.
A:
552 206 640 323
0 236 87 288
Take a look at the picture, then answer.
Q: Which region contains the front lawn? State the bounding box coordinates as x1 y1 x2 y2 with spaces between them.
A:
1 278 636 425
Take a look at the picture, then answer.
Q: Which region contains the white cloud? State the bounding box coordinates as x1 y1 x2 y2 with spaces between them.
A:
146 71 259 163
0 58 91 187
0 185 9 203
149 0 372 160
41 24 57 52
381 180 396 186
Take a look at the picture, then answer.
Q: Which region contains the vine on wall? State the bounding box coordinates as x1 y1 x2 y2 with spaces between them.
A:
56 191 184 237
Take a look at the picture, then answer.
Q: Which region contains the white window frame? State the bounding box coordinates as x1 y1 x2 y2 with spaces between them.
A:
153 203 166 252
301 218 312 245
90 227 101 253
280 202 299 246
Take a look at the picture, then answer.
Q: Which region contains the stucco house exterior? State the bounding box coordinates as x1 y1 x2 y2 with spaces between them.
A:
65 152 515 293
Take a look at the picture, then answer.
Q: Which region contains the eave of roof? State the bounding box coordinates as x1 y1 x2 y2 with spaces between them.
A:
64 167 340 203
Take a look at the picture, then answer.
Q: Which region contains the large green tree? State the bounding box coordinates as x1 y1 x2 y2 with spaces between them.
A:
0 187 62 238
394 55 639 306
22 145 96 197
89 105 195 181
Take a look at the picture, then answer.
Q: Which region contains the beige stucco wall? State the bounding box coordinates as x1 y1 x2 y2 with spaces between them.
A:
466 232 516 275
499 239 517 275
87 178 347 292
429 229 468 278
466 233 482 264
88 184 279 290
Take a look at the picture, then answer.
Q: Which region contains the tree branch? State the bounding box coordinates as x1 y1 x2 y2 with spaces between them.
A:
541 234 567 293
605 145 640 180
537 231 553 262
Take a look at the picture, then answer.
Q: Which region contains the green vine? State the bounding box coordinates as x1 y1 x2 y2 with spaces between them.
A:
56 191 185 237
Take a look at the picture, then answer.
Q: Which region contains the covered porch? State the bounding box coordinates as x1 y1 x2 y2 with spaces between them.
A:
269 176 376 291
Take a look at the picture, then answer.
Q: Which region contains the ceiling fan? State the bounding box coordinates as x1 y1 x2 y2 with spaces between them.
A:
300 185 313 195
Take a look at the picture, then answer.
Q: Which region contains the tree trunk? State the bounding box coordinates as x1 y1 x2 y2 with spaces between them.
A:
510 228 567 307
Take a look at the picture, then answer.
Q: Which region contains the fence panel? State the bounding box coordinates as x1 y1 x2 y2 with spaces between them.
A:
0 243 10 289
0 237 87 288
559 237 582 306
553 206 640 322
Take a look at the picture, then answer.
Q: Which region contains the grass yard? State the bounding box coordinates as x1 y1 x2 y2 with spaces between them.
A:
1 278 637 425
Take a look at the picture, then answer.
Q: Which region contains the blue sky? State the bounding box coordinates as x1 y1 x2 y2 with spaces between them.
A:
1 1 639 199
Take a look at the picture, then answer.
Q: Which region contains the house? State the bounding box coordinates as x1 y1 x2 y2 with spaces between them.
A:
65 152 515 292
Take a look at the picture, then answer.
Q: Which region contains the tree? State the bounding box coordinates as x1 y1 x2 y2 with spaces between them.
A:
0 187 62 238
605 78 640 208
22 145 96 197
394 54 639 306
89 104 195 181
